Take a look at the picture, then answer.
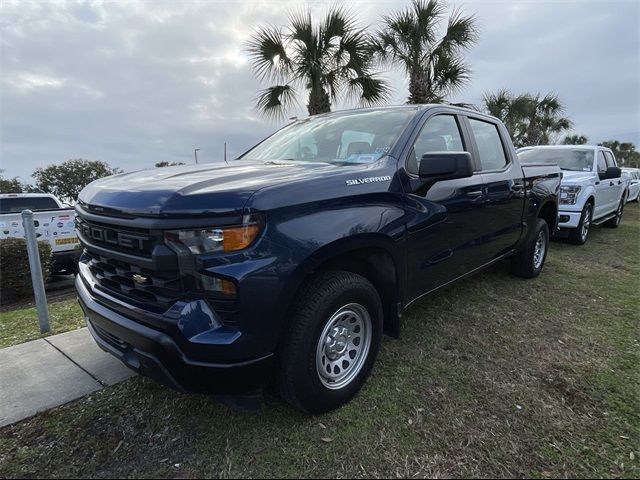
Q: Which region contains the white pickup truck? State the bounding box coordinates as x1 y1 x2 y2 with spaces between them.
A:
0 193 80 272
518 145 629 245
621 167 640 203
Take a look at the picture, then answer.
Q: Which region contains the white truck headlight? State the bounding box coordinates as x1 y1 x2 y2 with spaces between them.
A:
560 185 581 205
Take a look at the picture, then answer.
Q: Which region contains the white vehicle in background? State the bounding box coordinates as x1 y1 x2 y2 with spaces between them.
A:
0 193 80 273
621 167 640 203
518 145 629 245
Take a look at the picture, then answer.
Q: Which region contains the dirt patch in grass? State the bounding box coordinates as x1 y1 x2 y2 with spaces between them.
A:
1 205 638 478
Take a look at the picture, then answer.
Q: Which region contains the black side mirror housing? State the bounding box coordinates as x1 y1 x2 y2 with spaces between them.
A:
419 152 474 187
600 166 621 180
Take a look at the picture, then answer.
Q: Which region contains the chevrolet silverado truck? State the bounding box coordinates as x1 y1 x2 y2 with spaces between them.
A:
518 145 628 245
75 105 561 413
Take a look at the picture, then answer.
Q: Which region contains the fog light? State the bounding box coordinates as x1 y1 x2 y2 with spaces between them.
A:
177 300 221 340
200 275 236 297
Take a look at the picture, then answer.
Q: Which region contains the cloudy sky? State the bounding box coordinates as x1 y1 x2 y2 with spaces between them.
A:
1 0 639 182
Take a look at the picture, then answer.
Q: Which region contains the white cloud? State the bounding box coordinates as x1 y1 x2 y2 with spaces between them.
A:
0 0 638 182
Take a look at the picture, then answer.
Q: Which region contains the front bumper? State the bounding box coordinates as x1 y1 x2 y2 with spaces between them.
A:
51 249 80 271
557 208 582 229
76 275 274 394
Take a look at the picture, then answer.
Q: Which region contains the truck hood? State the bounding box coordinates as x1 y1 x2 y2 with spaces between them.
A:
78 160 378 216
560 170 595 183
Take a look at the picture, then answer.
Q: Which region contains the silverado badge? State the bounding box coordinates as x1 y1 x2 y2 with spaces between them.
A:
345 175 391 186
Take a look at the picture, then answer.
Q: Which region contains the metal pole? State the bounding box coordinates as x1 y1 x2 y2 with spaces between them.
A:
194 148 200 164
21 210 50 333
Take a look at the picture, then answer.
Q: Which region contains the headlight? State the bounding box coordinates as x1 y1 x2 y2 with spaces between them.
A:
560 185 581 205
164 214 262 254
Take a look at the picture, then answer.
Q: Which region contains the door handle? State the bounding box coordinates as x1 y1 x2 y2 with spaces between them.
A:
610 182 614 186
466 190 483 198
618 180 622 185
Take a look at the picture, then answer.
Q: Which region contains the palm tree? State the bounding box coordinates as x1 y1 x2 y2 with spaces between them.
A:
246 8 389 119
370 0 478 104
483 90 572 147
562 134 588 145
600 140 638 166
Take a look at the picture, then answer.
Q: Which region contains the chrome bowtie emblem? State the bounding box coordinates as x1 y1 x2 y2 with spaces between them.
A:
132 274 149 284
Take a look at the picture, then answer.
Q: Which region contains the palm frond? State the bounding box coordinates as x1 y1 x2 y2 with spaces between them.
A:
434 7 478 56
347 74 391 106
246 26 291 82
255 84 297 121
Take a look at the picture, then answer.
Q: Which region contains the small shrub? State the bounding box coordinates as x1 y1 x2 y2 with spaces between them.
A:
0 238 52 305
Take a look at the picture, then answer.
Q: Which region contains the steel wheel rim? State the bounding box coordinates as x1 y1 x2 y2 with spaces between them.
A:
581 206 591 241
533 230 546 270
315 303 372 390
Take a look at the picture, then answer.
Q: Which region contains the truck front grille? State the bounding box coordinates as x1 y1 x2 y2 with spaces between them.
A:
81 250 240 326
85 250 183 314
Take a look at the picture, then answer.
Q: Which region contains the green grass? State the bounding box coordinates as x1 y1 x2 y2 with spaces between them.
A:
0 204 638 478
0 298 85 348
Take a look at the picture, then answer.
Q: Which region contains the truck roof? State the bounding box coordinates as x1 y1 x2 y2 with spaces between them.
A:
0 193 57 198
519 144 612 152
311 103 500 123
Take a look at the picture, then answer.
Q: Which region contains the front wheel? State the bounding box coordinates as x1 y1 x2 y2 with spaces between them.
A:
510 218 549 278
275 271 383 414
604 198 624 228
567 203 592 245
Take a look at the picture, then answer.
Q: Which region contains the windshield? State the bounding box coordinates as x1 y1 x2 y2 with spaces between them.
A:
241 108 418 165
518 148 594 172
0 197 59 214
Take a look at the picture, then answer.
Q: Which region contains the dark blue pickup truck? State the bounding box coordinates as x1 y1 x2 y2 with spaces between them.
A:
75 105 561 413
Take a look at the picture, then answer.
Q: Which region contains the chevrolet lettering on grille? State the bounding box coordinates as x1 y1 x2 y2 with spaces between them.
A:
76 220 148 251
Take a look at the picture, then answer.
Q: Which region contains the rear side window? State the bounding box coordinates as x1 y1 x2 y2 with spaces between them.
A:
468 118 508 171
0 197 59 214
597 151 607 174
604 151 617 167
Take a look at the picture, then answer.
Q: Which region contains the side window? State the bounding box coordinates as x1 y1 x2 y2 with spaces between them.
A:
407 115 464 174
468 118 508 171
604 151 617 167
597 151 607 174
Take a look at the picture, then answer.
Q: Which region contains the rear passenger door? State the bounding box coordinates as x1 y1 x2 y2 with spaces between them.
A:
464 116 524 261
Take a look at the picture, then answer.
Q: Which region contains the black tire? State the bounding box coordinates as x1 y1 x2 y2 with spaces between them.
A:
275 270 383 414
604 198 624 228
567 203 592 245
510 218 549 278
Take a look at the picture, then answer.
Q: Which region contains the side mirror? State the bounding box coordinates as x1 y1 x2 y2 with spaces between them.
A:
419 152 474 187
600 166 621 180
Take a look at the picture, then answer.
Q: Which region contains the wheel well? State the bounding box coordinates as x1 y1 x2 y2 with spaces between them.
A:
313 247 401 337
586 196 595 206
538 201 558 232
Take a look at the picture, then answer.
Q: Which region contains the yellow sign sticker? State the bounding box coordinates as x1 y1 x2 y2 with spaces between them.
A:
55 237 79 246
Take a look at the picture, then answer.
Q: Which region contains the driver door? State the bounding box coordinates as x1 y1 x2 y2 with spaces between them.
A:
595 149 614 217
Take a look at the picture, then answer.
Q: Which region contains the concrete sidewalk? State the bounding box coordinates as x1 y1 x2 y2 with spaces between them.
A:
0 328 135 427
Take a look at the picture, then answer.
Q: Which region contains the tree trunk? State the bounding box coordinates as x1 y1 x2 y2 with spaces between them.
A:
408 70 434 104
307 88 331 116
